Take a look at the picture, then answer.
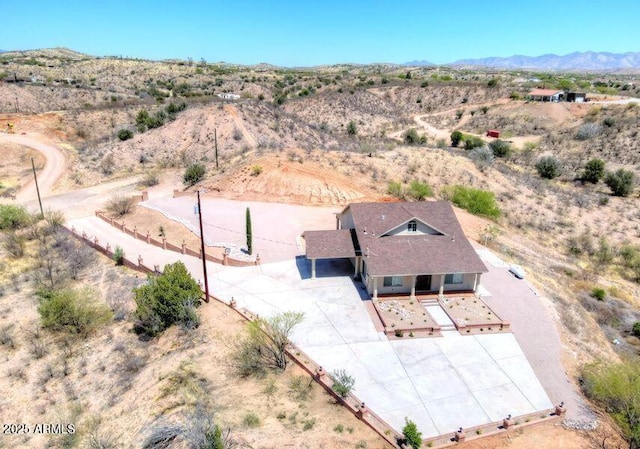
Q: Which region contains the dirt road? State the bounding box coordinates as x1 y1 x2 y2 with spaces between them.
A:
0 133 66 202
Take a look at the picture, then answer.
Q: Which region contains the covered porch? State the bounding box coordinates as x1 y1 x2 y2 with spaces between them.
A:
303 229 360 279
367 272 482 299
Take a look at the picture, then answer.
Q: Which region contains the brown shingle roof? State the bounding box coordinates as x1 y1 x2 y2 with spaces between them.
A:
347 201 487 276
304 229 356 259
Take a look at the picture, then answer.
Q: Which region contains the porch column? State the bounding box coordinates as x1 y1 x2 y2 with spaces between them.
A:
410 275 416 299
439 274 445 296
373 277 378 299
336 215 340 230
311 258 316 279
473 273 479 293
354 256 360 277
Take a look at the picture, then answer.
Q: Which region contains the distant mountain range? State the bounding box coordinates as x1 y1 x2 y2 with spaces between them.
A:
442 51 640 71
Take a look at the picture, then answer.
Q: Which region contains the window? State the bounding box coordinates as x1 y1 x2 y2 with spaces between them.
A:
383 276 403 287
407 220 417 232
445 273 463 284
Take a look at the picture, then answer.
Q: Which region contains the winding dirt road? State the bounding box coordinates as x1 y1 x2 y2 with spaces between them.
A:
0 133 67 202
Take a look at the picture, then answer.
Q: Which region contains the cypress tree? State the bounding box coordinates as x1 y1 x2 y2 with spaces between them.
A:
246 207 252 255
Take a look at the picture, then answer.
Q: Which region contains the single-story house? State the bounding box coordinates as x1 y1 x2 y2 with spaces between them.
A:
304 201 488 298
528 88 563 102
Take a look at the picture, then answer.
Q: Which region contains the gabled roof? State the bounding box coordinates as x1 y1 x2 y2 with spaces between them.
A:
304 229 357 259
346 202 488 277
528 88 562 96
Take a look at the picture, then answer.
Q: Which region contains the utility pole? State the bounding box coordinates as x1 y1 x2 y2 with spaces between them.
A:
196 190 210 303
214 128 219 170
31 158 44 218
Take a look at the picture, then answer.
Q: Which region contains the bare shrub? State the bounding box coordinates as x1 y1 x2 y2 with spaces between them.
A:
106 195 136 217
576 123 602 140
2 231 26 258
141 170 160 187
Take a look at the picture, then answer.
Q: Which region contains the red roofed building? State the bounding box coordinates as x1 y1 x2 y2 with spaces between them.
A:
527 88 563 102
304 201 488 298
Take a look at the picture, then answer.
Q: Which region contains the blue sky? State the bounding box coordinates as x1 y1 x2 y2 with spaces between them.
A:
3 0 638 66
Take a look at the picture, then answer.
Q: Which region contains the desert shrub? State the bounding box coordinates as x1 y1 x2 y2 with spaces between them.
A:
0 204 30 230
2 232 26 258
487 78 498 88
113 246 125 266
576 123 602 140
346 120 358 136
450 130 463 147
37 288 112 336
604 169 635 197
141 170 160 187
106 195 136 217
100 153 116 175
489 139 511 158
445 185 500 219
117 129 133 141
633 322 640 337
535 156 562 179
232 311 304 375
581 361 640 449
133 261 202 337
387 181 404 199
402 419 422 449
582 158 605 184
407 181 432 201
243 412 261 428
165 101 186 114
403 128 425 145
470 146 494 170
250 165 263 176
602 116 616 128
463 135 484 150
331 369 355 397
183 163 206 186
590 287 606 301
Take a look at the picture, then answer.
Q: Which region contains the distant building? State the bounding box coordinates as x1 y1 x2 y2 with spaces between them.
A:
527 89 563 102
216 93 240 100
565 92 587 103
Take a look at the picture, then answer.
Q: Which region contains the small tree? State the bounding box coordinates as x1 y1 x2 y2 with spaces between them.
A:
402 419 422 449
331 369 355 398
464 135 484 151
233 311 304 375
535 156 562 179
133 261 202 337
604 169 635 197
246 207 253 255
403 128 425 145
183 163 206 186
387 181 404 199
346 120 357 137
633 322 640 337
407 181 432 201
450 130 463 147
37 288 112 336
0 204 30 230
582 158 605 183
489 139 512 158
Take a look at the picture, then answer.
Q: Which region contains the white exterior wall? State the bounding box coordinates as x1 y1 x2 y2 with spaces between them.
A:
442 273 478 292
384 220 442 236
340 209 355 230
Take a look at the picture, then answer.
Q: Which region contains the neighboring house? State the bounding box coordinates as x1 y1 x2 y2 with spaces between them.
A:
304 201 488 298
527 88 563 102
216 93 240 100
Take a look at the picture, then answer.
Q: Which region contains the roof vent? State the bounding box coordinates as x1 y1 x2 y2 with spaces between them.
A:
381 215 386 220
366 246 370 257
363 226 367 234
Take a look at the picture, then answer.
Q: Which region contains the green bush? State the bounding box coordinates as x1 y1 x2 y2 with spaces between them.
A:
582 361 640 449
403 128 425 145
243 412 261 428
183 163 206 186
133 261 202 337
535 156 562 179
604 169 635 197
37 288 112 335
632 322 640 337
117 129 133 141
489 139 512 158
346 120 358 136
590 287 606 301
387 181 404 198
331 369 355 398
582 158 605 184
450 130 463 147
402 419 422 449
113 246 125 266
407 181 433 201
0 205 30 230
463 135 484 151
445 185 500 219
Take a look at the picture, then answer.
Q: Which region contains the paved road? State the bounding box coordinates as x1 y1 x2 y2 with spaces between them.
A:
475 248 595 423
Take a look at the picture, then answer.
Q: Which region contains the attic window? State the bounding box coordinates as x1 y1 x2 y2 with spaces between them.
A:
407 220 417 232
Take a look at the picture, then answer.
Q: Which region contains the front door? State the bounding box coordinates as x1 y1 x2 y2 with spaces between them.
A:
415 275 432 292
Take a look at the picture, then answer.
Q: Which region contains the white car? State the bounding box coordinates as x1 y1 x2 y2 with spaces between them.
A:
509 264 525 279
